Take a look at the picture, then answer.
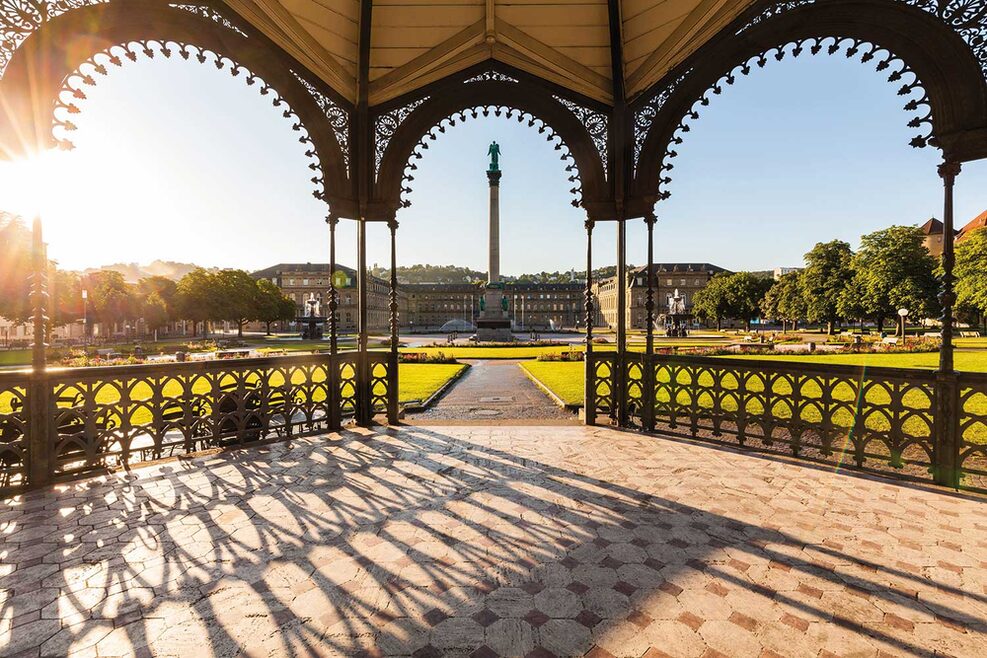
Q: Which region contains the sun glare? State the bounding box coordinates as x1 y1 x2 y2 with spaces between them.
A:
0 149 71 221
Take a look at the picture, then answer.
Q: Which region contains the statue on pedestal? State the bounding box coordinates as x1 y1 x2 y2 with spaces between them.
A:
487 141 501 172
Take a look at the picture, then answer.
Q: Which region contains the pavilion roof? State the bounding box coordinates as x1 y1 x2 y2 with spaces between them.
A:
223 0 757 105
957 209 987 241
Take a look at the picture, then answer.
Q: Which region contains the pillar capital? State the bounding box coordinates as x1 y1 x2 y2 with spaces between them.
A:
938 161 962 180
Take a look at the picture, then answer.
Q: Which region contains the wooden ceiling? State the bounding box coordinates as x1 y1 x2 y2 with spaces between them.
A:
223 0 757 105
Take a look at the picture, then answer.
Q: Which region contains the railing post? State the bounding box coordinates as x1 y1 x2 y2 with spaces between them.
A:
934 161 961 487
356 218 372 426
387 219 400 425
584 219 597 425
27 217 51 487
644 212 657 432
614 216 627 426
327 215 339 356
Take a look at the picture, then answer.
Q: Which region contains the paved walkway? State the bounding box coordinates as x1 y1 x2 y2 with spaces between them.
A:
2 426 986 657
407 360 577 423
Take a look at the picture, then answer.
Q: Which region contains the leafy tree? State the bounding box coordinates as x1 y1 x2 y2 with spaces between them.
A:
175 269 219 337
761 271 806 332
256 278 296 335
722 272 774 331
839 226 938 332
0 212 32 324
801 240 854 334
692 274 732 330
135 276 177 336
87 270 137 329
955 227 987 332
141 292 171 336
214 269 261 337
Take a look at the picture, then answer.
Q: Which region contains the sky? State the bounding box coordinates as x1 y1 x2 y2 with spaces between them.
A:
0 52 985 275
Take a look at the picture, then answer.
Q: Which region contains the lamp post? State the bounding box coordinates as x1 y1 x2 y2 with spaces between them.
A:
898 308 909 340
81 289 88 345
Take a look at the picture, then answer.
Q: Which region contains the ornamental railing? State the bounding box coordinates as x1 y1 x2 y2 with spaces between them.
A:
0 351 394 493
588 352 985 493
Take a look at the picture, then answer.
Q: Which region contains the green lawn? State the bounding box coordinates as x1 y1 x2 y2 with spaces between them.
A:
399 346 591 359
716 350 987 372
0 350 30 367
398 363 466 403
520 361 583 406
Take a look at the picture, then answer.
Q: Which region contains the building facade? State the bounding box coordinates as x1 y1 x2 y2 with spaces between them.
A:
251 263 392 333
400 282 584 331
593 263 729 330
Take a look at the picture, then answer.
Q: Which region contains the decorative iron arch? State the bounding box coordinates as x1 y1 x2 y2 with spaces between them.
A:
631 0 987 206
0 0 354 210
371 73 610 221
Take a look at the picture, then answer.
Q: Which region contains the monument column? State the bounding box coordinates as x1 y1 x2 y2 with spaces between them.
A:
488 169 501 284
476 141 512 341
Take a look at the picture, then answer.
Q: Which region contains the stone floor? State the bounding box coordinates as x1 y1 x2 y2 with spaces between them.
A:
407 361 576 423
1 425 986 657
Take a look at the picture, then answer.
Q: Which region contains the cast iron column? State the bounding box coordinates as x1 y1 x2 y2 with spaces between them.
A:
28 217 50 487
644 212 657 431
327 215 339 355
935 161 961 487
326 215 340 429
387 219 399 424
614 217 627 426
584 219 596 425
356 219 371 425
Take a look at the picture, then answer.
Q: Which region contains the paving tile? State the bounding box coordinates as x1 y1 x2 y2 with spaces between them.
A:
0 424 984 657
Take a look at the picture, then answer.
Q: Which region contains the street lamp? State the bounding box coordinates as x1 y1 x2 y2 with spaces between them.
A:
897 308 909 339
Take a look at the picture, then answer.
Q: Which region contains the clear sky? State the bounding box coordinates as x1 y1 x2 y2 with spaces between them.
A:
0 52 984 274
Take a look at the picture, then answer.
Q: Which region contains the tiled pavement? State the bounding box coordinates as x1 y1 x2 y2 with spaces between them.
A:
1 425 986 657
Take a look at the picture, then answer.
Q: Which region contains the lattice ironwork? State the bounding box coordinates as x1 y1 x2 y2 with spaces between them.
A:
337 355 358 417
292 70 350 173
464 70 519 84
740 0 987 78
624 354 646 424
553 95 608 174
640 36 934 200
589 353 616 418
169 3 247 37
396 104 585 208
368 353 390 412
375 97 429 177
0 373 29 490
0 0 106 78
650 355 938 479
42 355 340 477
959 372 987 491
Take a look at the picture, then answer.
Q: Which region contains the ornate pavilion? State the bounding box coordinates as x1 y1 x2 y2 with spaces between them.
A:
1 0 987 487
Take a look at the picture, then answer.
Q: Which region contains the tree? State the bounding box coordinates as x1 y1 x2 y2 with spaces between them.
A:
175 269 219 337
761 271 806 332
955 227 987 332
136 276 177 337
87 270 138 332
0 212 32 324
692 274 732 330
801 240 854 334
214 269 261 337
840 226 938 332
256 278 296 335
721 272 774 331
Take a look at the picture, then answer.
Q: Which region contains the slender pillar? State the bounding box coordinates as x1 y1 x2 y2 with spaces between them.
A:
387 219 400 424
644 212 657 432
327 215 339 355
614 217 627 425
488 171 501 284
28 217 50 487
935 161 961 487
584 219 596 425
356 218 371 425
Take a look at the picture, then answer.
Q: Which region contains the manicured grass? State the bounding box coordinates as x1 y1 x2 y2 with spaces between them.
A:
398 363 466 403
715 350 987 372
399 346 591 359
0 350 30 367
520 361 583 406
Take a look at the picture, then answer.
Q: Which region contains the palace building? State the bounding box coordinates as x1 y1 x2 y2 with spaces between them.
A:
593 263 729 330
